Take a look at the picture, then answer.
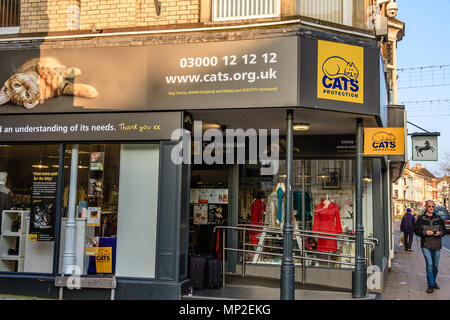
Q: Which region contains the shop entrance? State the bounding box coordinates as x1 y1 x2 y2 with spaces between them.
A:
189 164 229 258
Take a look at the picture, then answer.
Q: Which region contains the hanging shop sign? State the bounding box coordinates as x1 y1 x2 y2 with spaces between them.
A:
0 36 298 114
29 171 57 241
317 40 364 104
363 127 405 156
0 111 182 142
411 133 439 161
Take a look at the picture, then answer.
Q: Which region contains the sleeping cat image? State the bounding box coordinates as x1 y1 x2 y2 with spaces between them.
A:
322 56 359 81
0 57 98 109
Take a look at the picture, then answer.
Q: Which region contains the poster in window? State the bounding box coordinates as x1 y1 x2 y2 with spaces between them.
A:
193 204 208 225
90 152 104 171
88 178 103 198
323 168 341 189
190 189 228 204
29 171 57 241
208 204 227 225
85 236 99 256
87 207 101 226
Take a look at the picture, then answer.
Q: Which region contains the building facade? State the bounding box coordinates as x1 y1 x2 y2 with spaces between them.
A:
0 0 405 299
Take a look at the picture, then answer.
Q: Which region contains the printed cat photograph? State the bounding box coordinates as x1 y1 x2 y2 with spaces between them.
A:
0 57 98 109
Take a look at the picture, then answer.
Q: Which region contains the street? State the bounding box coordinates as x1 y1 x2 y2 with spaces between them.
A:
381 220 450 299
443 234 450 251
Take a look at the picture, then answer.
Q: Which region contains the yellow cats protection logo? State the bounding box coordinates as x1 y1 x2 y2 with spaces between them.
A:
364 127 405 155
317 40 364 104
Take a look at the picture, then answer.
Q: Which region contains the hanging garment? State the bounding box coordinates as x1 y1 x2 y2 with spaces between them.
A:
293 190 313 221
265 191 278 226
312 200 343 252
250 198 266 244
277 187 284 223
215 229 222 260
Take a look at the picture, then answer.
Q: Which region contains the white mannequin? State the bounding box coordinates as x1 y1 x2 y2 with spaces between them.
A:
0 172 11 217
0 172 10 193
323 194 331 208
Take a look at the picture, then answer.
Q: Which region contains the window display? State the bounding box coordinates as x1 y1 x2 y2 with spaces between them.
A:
62 144 120 276
239 159 374 269
0 145 59 273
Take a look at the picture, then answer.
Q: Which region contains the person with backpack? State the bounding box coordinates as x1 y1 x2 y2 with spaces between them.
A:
400 208 416 252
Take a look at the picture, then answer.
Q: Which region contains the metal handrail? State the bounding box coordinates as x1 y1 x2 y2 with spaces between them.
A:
222 224 378 249
213 224 379 287
237 223 379 246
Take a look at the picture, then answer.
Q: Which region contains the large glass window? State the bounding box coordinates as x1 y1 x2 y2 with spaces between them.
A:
239 159 373 269
0 144 59 273
0 143 160 277
60 144 120 276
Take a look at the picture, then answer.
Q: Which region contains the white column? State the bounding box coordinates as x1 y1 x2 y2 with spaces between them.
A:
61 144 79 275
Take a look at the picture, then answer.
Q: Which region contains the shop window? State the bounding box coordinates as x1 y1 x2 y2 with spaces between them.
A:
239 159 374 269
60 144 120 276
58 143 160 278
212 0 281 22
0 0 20 32
0 144 59 273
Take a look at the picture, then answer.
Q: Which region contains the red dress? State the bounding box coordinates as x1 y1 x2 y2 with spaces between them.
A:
250 199 266 244
312 201 342 252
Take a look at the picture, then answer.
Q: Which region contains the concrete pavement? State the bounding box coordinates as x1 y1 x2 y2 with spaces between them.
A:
381 220 450 300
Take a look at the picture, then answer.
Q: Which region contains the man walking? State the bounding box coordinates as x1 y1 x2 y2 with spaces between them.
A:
400 208 416 251
414 200 447 293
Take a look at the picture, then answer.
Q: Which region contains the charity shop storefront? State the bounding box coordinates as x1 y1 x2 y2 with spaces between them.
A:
0 25 404 299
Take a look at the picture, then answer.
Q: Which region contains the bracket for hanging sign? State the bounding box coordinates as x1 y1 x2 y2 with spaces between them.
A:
154 0 162 16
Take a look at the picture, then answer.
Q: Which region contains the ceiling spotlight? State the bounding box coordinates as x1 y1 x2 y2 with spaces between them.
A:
202 123 222 130
293 123 310 131
32 164 49 169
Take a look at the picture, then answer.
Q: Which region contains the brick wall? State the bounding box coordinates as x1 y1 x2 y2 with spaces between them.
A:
20 0 199 33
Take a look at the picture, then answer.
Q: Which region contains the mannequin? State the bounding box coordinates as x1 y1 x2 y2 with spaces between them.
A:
0 172 11 232
265 186 278 227
293 190 313 226
249 192 266 245
312 197 342 252
0 172 11 211
276 182 285 226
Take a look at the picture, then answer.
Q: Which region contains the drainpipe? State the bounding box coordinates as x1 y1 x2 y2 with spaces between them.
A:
352 118 367 297
281 109 295 300
61 144 79 275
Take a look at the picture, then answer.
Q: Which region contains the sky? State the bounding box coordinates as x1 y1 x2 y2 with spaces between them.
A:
396 0 450 177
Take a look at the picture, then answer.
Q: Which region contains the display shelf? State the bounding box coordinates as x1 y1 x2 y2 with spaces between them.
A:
0 258 24 272
1 210 27 234
0 210 29 272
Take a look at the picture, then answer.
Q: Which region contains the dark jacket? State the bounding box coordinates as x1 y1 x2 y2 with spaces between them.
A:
414 213 446 250
400 213 416 233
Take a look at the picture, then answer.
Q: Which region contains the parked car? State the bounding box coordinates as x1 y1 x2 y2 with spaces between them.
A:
434 206 450 232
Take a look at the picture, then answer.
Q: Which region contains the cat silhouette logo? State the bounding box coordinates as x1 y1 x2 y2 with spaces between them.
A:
317 40 364 104
371 131 396 149
363 128 405 155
